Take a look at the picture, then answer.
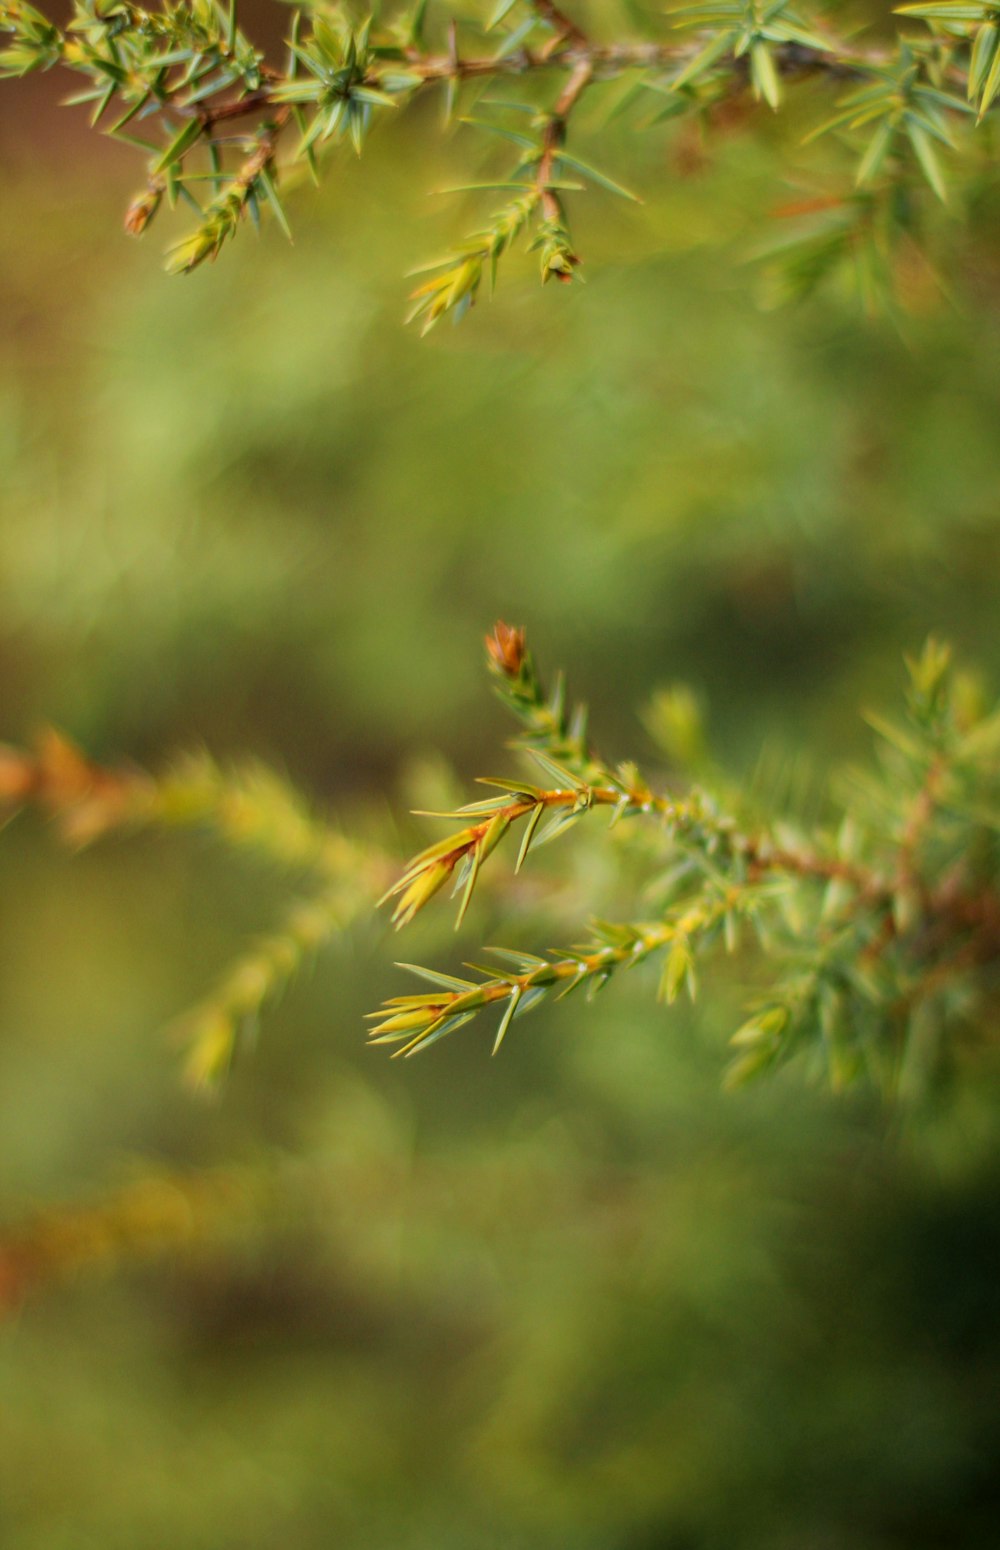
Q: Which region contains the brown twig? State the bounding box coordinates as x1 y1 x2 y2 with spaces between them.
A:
180 31 898 133
532 1 589 56
744 836 885 897
535 54 594 222
0 730 154 844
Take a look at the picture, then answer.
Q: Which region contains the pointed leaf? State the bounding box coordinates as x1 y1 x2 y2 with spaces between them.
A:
492 986 521 1053
750 40 780 109
396 963 478 993
487 0 522 27
525 748 587 789
454 838 483 929
554 151 641 202
515 801 545 872
855 118 895 186
906 119 947 200
154 115 204 174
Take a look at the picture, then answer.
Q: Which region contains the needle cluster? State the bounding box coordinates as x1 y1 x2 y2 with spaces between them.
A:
369 625 1000 1097
2 1 998 321
2 627 998 1100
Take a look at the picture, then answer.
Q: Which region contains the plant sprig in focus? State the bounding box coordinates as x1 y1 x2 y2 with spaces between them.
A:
370 624 1000 1099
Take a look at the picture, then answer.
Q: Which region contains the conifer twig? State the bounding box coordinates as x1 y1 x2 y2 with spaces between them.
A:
370 628 1000 1095
380 622 884 932
1 1 991 319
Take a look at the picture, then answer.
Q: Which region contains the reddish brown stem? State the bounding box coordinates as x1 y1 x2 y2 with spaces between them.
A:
533 1 588 54
535 53 593 221
176 32 896 135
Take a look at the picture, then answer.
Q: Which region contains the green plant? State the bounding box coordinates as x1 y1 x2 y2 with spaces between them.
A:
373 627 1000 1095
2 0 998 323
3 626 998 1102
2 2 999 1350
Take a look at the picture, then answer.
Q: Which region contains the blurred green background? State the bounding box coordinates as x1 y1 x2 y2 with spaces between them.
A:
1 12 1000 1546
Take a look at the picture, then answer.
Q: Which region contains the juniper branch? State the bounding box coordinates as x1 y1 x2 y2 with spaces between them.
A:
1 0 994 321
368 882 774 1058
0 731 361 877
0 730 391 1084
177 875 374 1086
371 629 1000 1098
0 1160 279 1314
381 622 883 932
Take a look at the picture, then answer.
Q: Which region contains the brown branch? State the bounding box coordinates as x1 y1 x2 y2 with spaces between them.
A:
194 87 275 127
232 109 290 185
532 1 589 55
922 869 1000 963
895 754 943 903
535 53 593 222
178 31 899 134
0 1166 269 1316
382 764 895 933
406 35 884 87
0 730 154 844
744 837 885 897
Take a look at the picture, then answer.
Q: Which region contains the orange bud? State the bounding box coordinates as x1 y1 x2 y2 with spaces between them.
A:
124 184 162 238
485 621 527 679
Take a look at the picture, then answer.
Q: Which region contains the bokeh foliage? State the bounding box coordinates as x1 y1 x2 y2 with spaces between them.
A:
1 14 1000 1546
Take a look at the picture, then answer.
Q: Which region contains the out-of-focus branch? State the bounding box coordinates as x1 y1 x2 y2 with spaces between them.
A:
0 0 983 319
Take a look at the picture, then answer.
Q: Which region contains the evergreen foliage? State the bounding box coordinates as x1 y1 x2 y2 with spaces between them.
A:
372 627 1000 1098
0 5 998 1441
2 0 999 321
3 625 998 1103
1 28 1000 1546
